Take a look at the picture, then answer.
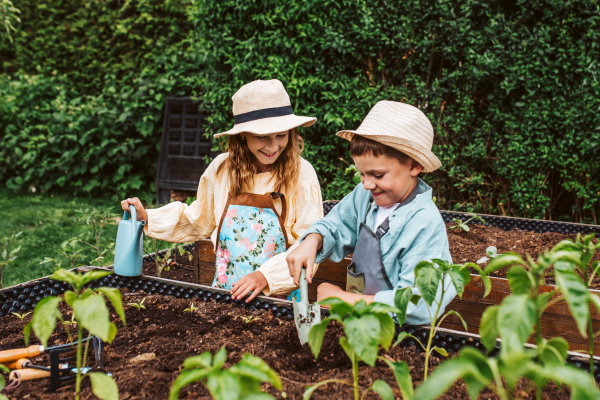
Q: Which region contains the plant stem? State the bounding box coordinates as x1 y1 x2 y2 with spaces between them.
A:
424 277 445 381
586 261 595 375
489 359 509 400
353 353 359 400
82 333 92 372
75 325 83 400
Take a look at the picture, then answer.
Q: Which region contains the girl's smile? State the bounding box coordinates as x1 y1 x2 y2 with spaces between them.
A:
241 131 289 172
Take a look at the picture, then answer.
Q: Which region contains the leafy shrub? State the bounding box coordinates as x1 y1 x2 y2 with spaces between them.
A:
2 0 600 223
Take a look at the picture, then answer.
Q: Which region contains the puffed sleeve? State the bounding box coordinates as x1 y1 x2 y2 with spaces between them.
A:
144 172 216 243
258 181 324 296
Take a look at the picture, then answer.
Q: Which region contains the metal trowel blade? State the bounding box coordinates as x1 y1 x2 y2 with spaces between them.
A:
293 302 321 345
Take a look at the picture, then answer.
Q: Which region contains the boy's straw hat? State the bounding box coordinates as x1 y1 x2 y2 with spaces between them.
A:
214 79 316 138
336 100 442 172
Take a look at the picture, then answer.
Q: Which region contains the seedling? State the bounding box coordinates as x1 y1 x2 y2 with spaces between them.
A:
40 238 86 271
0 231 22 288
176 243 194 262
63 314 78 327
394 259 491 381
24 269 125 400
75 207 118 268
11 311 32 320
307 299 413 400
129 297 146 312
169 347 282 400
184 303 198 313
477 246 502 264
239 315 261 324
144 238 173 278
448 213 486 232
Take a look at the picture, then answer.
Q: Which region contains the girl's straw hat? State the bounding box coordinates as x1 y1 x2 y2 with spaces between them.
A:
214 79 316 138
336 100 442 172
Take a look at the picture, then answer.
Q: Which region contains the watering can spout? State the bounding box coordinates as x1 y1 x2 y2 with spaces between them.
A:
114 205 146 277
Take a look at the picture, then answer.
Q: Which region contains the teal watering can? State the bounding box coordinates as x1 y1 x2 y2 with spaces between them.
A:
114 205 146 276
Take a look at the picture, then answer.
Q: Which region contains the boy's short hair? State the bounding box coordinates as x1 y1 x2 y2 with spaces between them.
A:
349 134 411 165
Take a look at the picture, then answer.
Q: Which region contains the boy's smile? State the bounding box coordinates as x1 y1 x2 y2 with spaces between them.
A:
353 154 423 207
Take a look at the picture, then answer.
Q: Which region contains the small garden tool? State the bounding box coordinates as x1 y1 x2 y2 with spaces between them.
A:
293 267 321 345
114 204 146 277
0 337 100 364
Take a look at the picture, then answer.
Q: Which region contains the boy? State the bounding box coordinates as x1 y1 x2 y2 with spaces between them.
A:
286 100 456 325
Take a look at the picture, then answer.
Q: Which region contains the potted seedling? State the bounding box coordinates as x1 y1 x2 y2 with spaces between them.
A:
76 207 118 268
169 347 282 400
24 269 125 400
0 231 22 288
307 299 413 400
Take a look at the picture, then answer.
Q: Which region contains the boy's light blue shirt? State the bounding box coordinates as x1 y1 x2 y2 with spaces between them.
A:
302 178 457 325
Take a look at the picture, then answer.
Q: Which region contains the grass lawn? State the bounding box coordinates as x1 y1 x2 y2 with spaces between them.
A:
0 189 121 288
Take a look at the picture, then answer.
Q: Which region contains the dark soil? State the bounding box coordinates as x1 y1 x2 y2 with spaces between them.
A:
446 224 600 288
0 291 569 399
142 251 196 283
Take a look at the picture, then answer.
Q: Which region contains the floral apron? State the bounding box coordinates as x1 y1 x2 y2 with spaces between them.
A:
212 191 301 302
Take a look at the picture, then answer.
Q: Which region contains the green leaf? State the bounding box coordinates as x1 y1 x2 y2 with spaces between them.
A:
465 263 492 297
168 369 213 400
23 321 32 346
410 294 421 305
484 253 525 274
539 337 569 366
449 267 471 298
415 265 441 306
63 290 77 307
536 292 553 314
183 352 213 369
81 271 113 287
432 347 448 357
412 358 477 400
365 302 401 315
302 379 349 400
88 372 119 400
206 370 241 400
308 317 332 359
317 298 353 319
233 353 282 390
443 310 468 333
51 269 84 290
72 294 113 342
380 358 413 400
339 336 356 362
344 314 380 366
29 296 61 347
370 380 394 400
507 266 532 295
376 313 395 350
97 287 126 325
479 306 499 354
393 287 413 326
393 331 409 347
554 270 590 337
497 295 536 354
213 347 227 369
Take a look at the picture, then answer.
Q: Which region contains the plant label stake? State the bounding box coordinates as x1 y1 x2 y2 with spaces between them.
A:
293 267 321 345
114 205 146 276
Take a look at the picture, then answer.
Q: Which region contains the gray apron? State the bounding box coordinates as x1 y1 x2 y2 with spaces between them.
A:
346 186 422 295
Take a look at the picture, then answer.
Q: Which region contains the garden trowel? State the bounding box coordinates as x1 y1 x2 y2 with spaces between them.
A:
293 267 321 345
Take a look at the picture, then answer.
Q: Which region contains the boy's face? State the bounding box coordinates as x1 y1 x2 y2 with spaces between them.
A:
354 154 423 207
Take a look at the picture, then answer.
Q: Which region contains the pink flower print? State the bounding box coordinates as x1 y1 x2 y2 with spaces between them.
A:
226 208 237 219
241 237 257 251
252 223 263 233
263 239 278 258
226 218 233 228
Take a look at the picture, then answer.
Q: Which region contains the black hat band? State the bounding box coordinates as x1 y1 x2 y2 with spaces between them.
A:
234 105 294 125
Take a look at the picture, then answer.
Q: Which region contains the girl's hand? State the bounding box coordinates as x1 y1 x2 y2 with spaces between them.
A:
120 197 148 222
231 271 268 302
286 233 323 286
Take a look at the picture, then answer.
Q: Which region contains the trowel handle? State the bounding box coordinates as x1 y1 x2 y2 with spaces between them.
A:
300 267 309 307
9 368 51 381
0 345 43 364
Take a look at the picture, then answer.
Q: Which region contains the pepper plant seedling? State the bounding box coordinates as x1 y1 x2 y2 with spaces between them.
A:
394 259 491 381
239 315 261 324
1 364 10 400
184 303 198 313
23 269 125 400
0 231 22 288
144 238 174 278
40 238 86 271
448 214 486 232
63 314 77 327
75 207 118 268
477 246 502 264
307 299 413 400
11 311 31 320
169 347 282 400
129 297 146 312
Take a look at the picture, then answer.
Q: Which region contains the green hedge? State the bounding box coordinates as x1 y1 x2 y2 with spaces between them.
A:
1 0 599 223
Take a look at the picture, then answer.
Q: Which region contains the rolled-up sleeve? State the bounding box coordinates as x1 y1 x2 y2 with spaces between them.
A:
259 181 324 296
144 174 216 243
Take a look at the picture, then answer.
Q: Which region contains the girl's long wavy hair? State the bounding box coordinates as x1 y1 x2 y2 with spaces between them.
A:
217 127 304 202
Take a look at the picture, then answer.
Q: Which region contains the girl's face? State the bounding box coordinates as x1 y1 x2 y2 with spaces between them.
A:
354 154 423 207
240 131 289 172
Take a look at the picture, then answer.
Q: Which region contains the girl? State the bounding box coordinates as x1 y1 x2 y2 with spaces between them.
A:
121 79 323 303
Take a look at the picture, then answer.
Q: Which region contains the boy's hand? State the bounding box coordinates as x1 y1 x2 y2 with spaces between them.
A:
120 197 148 222
286 233 323 286
231 271 268 302
316 282 345 302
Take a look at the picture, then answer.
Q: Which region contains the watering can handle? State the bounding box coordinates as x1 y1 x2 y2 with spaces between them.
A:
300 268 309 307
124 204 137 222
